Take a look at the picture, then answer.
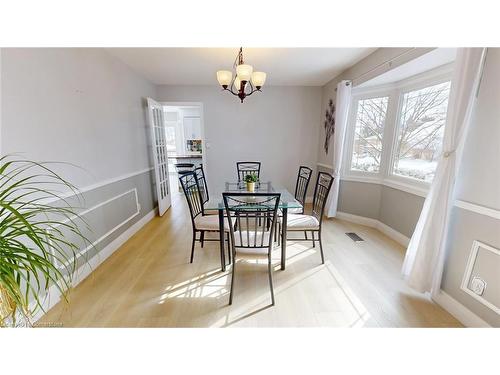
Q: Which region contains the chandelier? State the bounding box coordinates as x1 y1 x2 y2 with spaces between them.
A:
216 47 267 103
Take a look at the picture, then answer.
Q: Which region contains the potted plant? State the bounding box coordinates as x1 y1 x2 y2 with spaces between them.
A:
0 156 90 327
244 173 258 192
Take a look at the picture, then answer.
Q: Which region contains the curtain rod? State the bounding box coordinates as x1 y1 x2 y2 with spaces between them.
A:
335 47 418 91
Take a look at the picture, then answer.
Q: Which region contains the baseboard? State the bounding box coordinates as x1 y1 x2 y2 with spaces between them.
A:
377 221 411 247
32 208 157 323
335 211 410 247
432 290 491 327
336 211 378 228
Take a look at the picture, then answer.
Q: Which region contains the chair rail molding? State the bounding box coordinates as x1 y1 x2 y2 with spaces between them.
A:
43 167 154 204
454 200 500 220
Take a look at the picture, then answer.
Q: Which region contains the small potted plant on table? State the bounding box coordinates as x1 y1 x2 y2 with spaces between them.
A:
244 173 258 192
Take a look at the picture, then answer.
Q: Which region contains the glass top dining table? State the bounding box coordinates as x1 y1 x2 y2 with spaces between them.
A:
203 181 302 272
204 181 302 211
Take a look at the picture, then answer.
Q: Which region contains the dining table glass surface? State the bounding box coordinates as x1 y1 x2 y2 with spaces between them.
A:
202 181 301 272
204 181 302 211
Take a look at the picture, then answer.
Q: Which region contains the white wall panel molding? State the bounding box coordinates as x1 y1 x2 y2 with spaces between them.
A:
48 188 141 270
77 168 154 194
43 167 153 204
454 200 500 221
460 240 500 315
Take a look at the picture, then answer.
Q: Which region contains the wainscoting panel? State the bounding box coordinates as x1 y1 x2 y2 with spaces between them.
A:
441 205 500 327
31 169 157 320
44 168 155 276
461 240 500 314
49 189 140 271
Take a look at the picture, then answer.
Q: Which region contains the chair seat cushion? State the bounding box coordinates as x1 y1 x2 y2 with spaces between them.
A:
233 231 271 254
285 214 319 230
194 215 231 231
287 207 304 214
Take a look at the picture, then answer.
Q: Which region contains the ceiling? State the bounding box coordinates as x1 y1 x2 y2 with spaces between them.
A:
106 48 376 86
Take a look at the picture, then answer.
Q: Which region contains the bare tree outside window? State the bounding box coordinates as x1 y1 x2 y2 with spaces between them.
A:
393 81 451 182
351 96 389 172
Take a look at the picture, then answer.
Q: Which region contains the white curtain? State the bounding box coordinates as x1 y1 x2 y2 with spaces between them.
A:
326 80 352 217
402 48 487 293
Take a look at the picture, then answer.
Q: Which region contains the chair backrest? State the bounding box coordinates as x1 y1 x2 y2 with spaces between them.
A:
311 172 334 225
179 172 203 224
294 166 312 208
175 163 195 174
236 161 261 182
194 165 209 206
223 193 280 250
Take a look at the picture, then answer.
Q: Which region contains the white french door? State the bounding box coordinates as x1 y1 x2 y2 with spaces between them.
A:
147 98 171 216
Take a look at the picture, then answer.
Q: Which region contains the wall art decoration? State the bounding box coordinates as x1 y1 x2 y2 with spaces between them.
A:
324 98 335 154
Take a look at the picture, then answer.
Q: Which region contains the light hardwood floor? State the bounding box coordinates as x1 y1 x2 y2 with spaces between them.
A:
41 192 461 327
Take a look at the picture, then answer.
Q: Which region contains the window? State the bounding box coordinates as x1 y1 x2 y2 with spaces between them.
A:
165 126 177 153
351 96 389 173
392 82 451 182
163 109 183 155
344 68 453 194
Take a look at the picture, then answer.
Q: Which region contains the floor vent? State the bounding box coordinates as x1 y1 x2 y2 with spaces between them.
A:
345 232 364 242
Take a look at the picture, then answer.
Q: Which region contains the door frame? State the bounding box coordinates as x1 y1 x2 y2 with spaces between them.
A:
160 101 207 177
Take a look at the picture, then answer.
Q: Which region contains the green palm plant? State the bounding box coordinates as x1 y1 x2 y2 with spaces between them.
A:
0 155 90 327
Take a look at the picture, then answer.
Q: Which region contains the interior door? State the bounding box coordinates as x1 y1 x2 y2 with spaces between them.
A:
147 98 171 216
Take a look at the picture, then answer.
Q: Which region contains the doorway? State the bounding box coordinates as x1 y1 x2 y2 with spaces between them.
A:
161 102 205 197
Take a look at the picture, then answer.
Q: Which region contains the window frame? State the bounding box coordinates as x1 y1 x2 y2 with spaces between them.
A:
342 64 454 197
343 86 392 185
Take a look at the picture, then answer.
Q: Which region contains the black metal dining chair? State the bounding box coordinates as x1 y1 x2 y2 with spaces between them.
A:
292 166 312 214
193 165 209 210
175 163 194 175
179 172 231 264
223 192 281 306
278 172 334 264
236 161 261 182
273 166 313 244
175 163 195 192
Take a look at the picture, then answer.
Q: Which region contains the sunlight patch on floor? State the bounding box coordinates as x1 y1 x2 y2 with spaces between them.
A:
158 270 229 302
206 253 372 327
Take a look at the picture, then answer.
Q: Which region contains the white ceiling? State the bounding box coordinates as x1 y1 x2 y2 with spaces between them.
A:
106 48 376 86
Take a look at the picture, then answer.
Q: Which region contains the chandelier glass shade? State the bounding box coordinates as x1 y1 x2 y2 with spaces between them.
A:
216 47 266 103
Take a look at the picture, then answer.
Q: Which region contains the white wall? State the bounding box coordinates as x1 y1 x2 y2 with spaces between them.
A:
1 48 156 187
441 48 500 326
157 85 322 195
1 49 158 302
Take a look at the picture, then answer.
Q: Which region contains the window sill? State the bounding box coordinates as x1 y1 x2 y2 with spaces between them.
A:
341 175 429 198
383 178 429 198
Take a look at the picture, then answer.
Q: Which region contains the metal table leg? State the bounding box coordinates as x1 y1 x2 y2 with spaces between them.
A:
281 207 287 270
219 209 226 272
